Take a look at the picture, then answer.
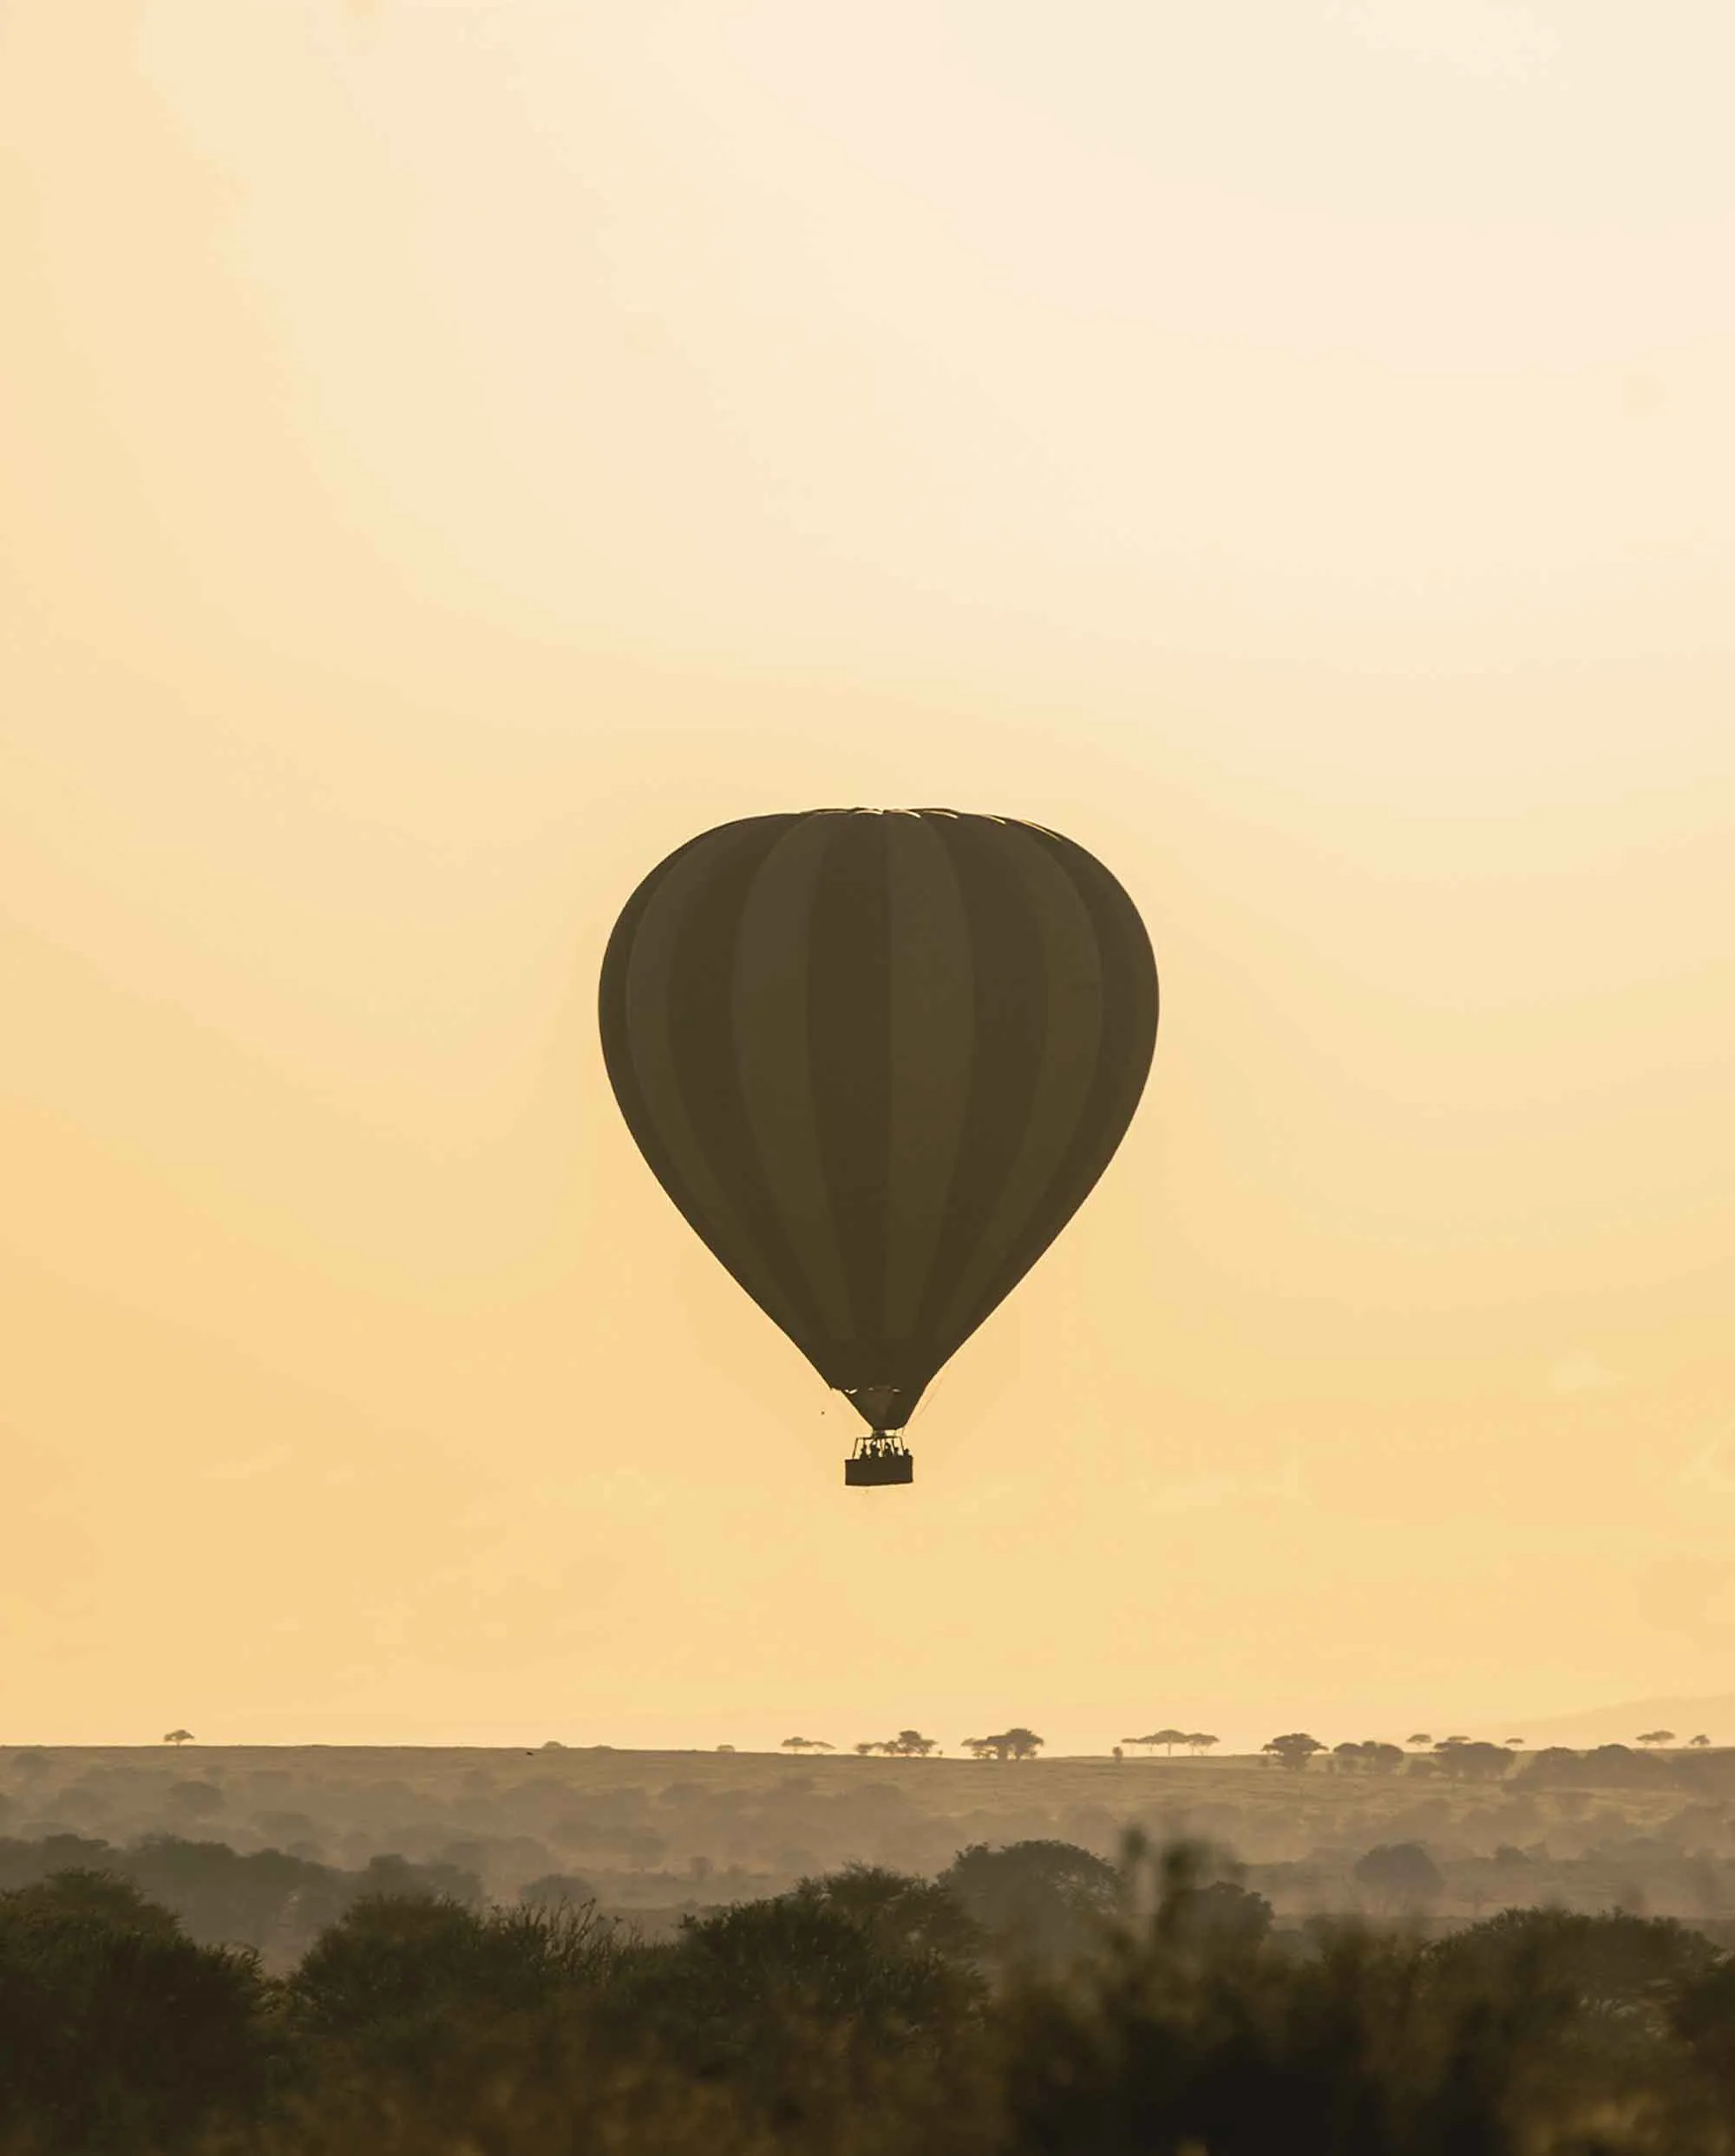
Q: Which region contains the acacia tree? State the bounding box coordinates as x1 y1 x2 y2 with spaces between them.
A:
1407 1733 1432 1748
1433 1740 1512 1784
1185 1733 1220 1756
1692 1734 1712 1748
888 1729 939 1757
1637 1729 1677 1748
1337 1740 1404 1775
779 1737 835 1754
1262 1733 1325 1771
963 1728 1044 1761
163 1729 194 1748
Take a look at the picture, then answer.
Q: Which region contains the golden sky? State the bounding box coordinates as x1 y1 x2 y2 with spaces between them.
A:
3 0 1733 1753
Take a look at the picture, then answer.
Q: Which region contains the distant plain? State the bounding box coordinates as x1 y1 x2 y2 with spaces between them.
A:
9 1742 1735 1942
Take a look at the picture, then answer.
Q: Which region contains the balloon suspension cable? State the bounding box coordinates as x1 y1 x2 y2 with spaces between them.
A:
851 1429 910 1460
843 1429 913 1487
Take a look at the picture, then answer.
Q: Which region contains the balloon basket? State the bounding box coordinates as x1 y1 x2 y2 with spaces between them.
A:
845 1434 913 1487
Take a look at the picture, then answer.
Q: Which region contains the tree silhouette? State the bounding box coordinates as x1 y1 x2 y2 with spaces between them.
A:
1261 1733 1324 1771
887 1730 939 1758
1637 1729 1677 1748
1406 1733 1432 1748
1353 1841 1444 1911
1184 1733 1219 1756
163 1729 194 1748
1433 1740 1512 1784
940 1839 1119 1960
1505 1737 1524 1748
1691 1734 1712 1748
854 1741 881 1756
779 1737 835 1754
1332 1740 1403 1776
962 1728 1044 1761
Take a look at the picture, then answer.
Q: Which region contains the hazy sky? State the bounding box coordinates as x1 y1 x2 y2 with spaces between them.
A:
3 0 1733 1754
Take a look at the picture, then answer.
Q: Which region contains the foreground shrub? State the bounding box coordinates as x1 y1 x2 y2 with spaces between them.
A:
0 1870 271 2151
285 1891 625 2074
994 1846 1688 2155
16 1846 1735 2153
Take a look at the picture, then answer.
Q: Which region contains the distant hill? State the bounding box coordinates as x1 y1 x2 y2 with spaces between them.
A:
1489 1694 1735 1751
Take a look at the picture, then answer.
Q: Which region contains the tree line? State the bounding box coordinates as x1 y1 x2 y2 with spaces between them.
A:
12 1833 1735 2153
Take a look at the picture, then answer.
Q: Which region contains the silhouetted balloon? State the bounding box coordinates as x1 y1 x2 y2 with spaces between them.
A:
599 809 1157 1467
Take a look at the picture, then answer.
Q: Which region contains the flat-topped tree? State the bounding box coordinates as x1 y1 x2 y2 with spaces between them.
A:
163 1729 194 1747
1185 1734 1219 1756
1336 1740 1403 1774
779 1737 835 1754
1406 1733 1432 1748
962 1728 1045 1761
1637 1730 1677 1748
1262 1733 1325 1771
1433 1740 1512 1783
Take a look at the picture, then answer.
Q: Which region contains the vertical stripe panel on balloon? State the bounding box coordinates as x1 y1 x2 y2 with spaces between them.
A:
621 826 809 1344
599 826 730 1226
881 813 975 1349
908 819 1045 1357
731 815 857 1354
987 834 1158 1295
806 813 893 1374
666 825 834 1352
929 824 1105 1355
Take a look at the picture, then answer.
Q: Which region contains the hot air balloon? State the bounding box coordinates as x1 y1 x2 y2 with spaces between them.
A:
598 809 1157 1485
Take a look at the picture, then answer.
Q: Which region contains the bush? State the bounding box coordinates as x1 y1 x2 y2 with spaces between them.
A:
940 1839 1125 1963
1353 1843 1444 1911
0 1869 271 2150
286 1892 622 2069
16 1845 1735 2153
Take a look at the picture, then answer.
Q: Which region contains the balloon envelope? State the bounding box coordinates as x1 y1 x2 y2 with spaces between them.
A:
599 809 1157 1434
